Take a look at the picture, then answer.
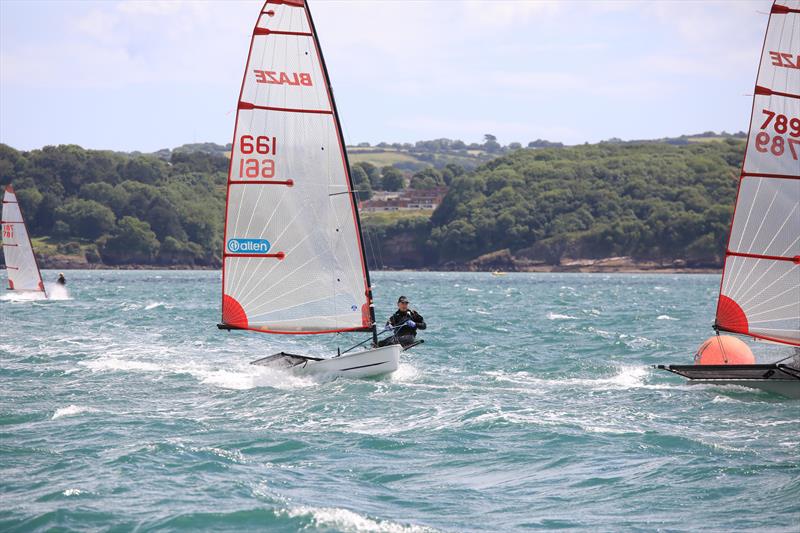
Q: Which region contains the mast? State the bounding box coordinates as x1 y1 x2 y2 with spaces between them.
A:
714 0 799 347
305 1 379 346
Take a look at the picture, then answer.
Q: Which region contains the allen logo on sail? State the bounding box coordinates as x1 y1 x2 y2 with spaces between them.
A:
253 70 313 86
768 51 800 69
227 238 272 254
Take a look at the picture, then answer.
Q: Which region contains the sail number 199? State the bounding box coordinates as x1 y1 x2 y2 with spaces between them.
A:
238 135 277 179
756 109 800 160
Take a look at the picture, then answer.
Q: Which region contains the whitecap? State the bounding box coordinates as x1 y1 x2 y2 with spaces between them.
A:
145 301 168 310
547 312 577 320
53 405 96 419
657 315 677 320
62 488 84 496
80 359 161 372
283 505 438 533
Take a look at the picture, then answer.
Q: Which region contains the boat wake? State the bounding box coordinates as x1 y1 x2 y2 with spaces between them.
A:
79 356 316 391
0 291 46 302
46 284 71 300
486 365 651 391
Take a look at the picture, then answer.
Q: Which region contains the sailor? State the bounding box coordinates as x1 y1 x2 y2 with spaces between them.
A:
56 273 66 286
378 296 426 348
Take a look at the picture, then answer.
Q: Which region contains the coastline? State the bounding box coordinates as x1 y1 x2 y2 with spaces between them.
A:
3 253 720 274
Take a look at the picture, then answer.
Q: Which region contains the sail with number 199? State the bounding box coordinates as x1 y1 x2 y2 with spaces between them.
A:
2 185 47 298
217 0 417 377
659 0 800 398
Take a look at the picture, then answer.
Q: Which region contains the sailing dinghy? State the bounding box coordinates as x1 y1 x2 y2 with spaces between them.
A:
2 185 47 299
217 0 408 378
658 0 800 398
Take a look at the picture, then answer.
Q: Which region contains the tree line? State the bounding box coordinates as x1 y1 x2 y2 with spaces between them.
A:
369 139 743 268
0 136 745 268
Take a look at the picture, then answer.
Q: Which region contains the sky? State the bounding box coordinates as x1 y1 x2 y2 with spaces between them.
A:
0 0 773 152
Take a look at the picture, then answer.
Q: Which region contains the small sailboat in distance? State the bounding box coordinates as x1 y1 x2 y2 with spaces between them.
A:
217 0 411 377
2 185 47 299
658 0 800 398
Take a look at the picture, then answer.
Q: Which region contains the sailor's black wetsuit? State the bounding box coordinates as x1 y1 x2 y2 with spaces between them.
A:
56 276 66 286
378 310 426 348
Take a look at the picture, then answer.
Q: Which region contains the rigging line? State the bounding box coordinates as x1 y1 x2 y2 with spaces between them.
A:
729 189 788 300
248 292 354 318
229 177 270 291
745 299 800 319
246 276 322 313
742 280 800 311
231 186 307 295
235 228 315 306
727 179 767 294
242 313 365 326
735 261 797 308
731 199 798 302
747 319 798 326
327 189 365 311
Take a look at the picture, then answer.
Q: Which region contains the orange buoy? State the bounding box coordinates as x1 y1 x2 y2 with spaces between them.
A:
695 335 755 365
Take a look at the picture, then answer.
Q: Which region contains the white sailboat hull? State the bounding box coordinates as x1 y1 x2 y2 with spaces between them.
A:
686 379 800 399
657 364 800 399
300 344 401 378
252 344 402 379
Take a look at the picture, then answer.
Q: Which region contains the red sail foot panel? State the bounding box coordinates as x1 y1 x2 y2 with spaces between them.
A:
716 295 749 334
223 295 249 329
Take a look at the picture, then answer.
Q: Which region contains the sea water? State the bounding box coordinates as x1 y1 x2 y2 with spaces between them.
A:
1 270 798 532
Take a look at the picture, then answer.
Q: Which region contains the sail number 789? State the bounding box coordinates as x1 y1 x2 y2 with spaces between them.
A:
756 109 800 160
238 135 277 179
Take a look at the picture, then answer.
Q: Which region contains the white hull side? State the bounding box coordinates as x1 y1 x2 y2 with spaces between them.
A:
688 379 800 399
298 344 401 378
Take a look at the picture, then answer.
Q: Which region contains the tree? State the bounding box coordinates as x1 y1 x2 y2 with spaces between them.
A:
482 134 501 153
80 182 130 213
350 164 372 200
409 168 443 190
99 216 159 264
354 161 381 190
380 166 405 191
55 199 116 239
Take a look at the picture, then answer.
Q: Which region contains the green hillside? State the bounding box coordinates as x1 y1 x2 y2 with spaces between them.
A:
0 134 745 269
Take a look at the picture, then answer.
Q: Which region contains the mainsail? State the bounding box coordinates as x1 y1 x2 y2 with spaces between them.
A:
716 0 799 346
2 185 46 295
220 0 374 334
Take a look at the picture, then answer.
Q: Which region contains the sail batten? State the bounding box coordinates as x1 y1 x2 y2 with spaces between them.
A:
221 0 373 334
716 0 800 346
2 185 46 296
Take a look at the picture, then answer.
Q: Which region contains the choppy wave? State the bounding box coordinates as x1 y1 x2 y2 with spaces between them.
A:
53 405 97 419
3 270 799 532
546 311 578 320
282 506 438 533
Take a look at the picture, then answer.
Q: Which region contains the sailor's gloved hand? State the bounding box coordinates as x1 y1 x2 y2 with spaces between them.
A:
405 319 416 328
382 323 392 332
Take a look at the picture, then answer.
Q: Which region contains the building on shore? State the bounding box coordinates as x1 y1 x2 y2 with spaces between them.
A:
359 187 448 212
